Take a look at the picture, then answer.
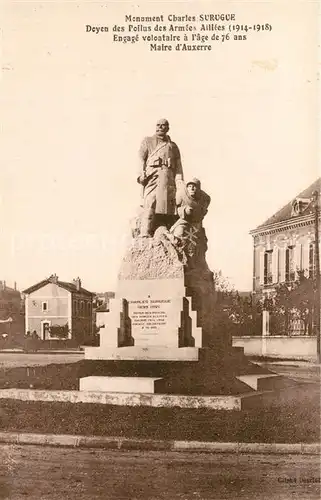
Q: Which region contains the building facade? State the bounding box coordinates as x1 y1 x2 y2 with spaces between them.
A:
23 274 94 343
0 281 24 335
232 178 321 359
250 178 320 297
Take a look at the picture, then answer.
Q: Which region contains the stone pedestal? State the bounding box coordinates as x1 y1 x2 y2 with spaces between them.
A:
86 277 203 358
81 231 275 400
85 234 227 357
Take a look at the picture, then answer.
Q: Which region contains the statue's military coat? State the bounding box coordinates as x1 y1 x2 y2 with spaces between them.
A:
138 134 183 215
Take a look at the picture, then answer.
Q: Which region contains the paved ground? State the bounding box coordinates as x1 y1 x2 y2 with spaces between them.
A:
0 445 320 499
254 361 320 383
0 356 319 498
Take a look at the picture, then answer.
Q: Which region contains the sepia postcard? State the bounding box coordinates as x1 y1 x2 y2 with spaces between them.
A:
0 1 320 499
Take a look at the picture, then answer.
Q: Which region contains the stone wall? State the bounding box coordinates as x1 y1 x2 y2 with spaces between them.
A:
233 335 318 360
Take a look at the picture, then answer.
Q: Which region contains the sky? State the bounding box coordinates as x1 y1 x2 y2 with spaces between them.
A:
1 0 318 293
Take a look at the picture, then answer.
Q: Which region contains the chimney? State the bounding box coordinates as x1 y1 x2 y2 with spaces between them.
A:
3 281 6 290
14 281 17 291
73 277 81 292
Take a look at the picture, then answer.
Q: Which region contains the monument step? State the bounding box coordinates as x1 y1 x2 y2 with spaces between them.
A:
79 376 165 394
84 346 245 363
79 367 254 395
236 374 284 391
0 388 244 410
84 346 200 361
78 351 275 396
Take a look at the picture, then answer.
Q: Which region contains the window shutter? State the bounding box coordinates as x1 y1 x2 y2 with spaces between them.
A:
272 247 279 284
279 246 286 282
259 249 265 285
302 241 310 276
294 243 302 276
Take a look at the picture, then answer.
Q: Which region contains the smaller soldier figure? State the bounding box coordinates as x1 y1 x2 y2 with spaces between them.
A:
170 178 211 263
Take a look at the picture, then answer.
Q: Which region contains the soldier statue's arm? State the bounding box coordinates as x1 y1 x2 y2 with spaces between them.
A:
175 185 193 220
137 137 149 185
175 181 187 207
172 142 184 183
172 142 185 206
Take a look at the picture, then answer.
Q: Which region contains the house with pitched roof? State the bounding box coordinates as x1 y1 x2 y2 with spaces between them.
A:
250 178 320 296
22 274 94 344
232 178 320 359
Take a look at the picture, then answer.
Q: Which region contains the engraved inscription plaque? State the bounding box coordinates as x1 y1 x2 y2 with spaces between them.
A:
128 298 181 346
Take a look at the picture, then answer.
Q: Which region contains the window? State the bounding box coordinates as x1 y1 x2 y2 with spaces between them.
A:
285 247 295 282
264 251 273 285
42 301 48 312
309 243 315 279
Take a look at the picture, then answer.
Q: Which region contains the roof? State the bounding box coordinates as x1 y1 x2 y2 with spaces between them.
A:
253 178 320 232
0 288 21 299
22 278 94 296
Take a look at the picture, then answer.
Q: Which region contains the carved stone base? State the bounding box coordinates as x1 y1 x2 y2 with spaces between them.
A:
82 232 269 398
90 232 223 353
81 347 279 396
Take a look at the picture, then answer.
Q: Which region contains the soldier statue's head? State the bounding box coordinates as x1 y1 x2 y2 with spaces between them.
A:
156 119 169 138
186 178 201 199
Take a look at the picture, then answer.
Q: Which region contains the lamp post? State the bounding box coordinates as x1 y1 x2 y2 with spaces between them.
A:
312 190 320 363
